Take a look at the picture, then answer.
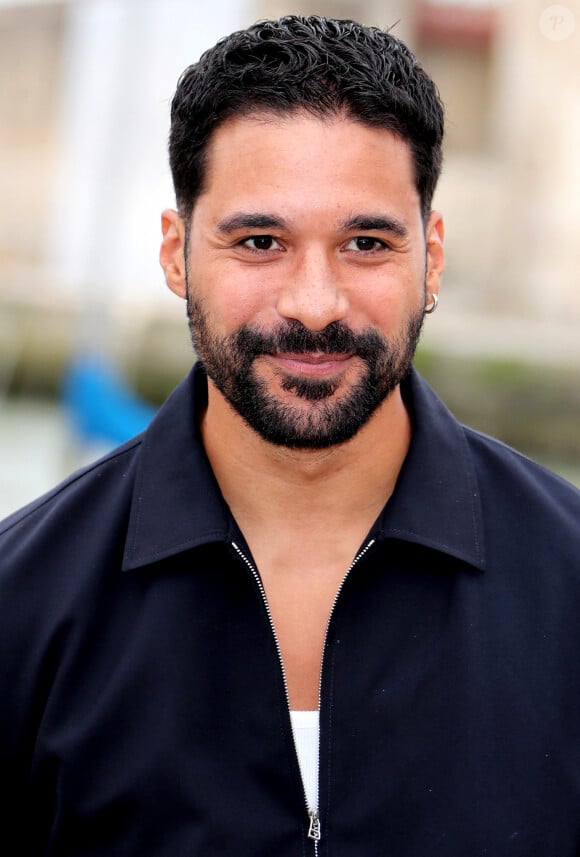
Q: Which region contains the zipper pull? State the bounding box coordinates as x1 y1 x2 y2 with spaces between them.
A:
308 811 321 841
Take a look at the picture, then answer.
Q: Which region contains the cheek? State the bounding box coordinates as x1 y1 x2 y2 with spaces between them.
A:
209 286 276 335
211 270 282 331
353 274 422 327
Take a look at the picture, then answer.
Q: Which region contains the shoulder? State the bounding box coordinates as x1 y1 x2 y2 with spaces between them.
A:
0 435 146 692
463 424 580 546
464 424 579 501
0 435 143 572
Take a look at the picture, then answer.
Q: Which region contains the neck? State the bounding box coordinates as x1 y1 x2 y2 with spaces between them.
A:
201 380 411 534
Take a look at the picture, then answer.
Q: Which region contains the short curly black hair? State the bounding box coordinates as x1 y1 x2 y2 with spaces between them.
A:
169 15 444 224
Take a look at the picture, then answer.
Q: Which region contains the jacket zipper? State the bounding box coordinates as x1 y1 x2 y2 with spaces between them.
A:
313 537 376 853
231 537 376 855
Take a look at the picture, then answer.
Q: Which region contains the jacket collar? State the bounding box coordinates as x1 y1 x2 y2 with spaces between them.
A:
123 364 485 572
123 366 231 571
378 371 485 570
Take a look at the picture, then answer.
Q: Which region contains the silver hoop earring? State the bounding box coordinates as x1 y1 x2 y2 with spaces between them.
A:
424 293 438 314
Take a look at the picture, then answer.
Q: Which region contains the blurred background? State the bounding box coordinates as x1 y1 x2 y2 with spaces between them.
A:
1 0 579 517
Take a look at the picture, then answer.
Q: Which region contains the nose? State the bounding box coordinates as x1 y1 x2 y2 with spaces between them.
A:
275 248 349 331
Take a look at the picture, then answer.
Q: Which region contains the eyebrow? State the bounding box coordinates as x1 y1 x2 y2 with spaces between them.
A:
340 214 409 238
216 213 287 234
215 211 409 238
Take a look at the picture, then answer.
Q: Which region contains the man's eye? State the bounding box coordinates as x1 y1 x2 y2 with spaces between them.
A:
346 237 386 253
241 235 282 252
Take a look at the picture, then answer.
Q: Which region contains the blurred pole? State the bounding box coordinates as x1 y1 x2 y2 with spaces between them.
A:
46 0 252 326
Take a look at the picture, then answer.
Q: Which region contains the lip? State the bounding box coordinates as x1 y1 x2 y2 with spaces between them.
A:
268 352 353 377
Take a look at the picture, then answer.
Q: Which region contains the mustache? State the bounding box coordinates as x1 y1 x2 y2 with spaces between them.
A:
232 320 386 359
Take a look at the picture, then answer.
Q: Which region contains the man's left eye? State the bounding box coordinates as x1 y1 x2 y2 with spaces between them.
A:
345 237 386 252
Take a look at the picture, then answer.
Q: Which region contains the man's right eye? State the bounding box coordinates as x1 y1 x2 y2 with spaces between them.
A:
240 236 283 252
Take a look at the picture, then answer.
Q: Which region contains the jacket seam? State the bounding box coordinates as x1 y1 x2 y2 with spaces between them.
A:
459 426 483 563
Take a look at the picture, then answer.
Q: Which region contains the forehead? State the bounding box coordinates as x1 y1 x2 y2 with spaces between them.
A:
195 110 421 224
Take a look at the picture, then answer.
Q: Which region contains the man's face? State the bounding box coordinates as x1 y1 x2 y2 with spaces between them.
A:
161 112 444 449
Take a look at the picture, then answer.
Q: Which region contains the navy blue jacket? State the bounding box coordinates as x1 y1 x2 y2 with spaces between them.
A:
1 365 579 855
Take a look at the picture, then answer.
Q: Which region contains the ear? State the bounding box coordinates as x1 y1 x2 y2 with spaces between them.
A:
425 210 445 297
159 209 187 299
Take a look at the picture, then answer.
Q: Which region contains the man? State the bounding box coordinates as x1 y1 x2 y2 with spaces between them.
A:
1 15 579 856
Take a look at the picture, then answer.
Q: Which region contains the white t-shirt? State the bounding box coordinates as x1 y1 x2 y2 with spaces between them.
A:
289 710 319 813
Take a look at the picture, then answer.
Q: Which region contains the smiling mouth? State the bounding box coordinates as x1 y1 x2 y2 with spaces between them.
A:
268 352 354 377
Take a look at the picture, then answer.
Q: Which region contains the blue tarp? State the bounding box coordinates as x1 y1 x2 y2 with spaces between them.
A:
62 354 156 446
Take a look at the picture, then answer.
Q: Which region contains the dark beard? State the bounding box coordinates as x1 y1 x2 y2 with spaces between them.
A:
185 292 423 449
